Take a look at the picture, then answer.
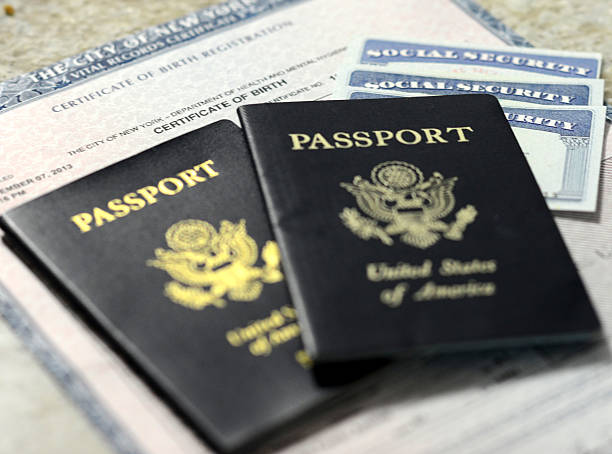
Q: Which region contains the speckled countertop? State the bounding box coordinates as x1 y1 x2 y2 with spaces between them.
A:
0 1 610 453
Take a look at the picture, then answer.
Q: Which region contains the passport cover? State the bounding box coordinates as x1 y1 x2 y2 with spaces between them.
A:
238 95 601 362
0 121 338 453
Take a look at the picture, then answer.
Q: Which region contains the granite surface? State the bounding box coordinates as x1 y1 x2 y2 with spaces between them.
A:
479 0 611 103
0 1 609 453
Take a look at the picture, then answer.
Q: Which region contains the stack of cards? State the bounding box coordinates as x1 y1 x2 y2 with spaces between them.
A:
333 39 607 212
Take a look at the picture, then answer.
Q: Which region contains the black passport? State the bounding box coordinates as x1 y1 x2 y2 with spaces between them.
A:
238 95 601 362
0 121 337 453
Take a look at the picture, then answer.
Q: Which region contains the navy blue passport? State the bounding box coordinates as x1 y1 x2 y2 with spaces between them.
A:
0 120 351 453
238 95 601 362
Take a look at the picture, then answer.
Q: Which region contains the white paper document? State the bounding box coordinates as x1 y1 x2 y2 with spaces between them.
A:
0 1 611 453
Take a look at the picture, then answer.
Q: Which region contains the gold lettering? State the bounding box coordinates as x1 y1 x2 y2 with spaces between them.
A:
395 129 422 145
225 331 242 347
288 126 475 151
332 132 354 149
372 130 394 146
309 133 334 149
158 177 184 195
136 186 159 205
353 131 374 147
70 160 219 233
177 168 206 187
439 258 498 276
269 323 300 345
71 213 93 233
422 128 449 144
270 310 285 326
196 160 219 178
123 192 146 211
225 307 303 357
242 325 260 342
92 207 116 227
280 305 297 319
295 350 313 369
107 199 130 217
446 126 474 142
367 260 432 281
249 336 272 356
413 280 496 301
380 282 408 307
288 133 311 150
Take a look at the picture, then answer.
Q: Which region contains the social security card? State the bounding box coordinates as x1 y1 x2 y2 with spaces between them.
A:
505 106 606 212
348 38 602 79
336 66 604 107
370 61 573 83
338 88 606 212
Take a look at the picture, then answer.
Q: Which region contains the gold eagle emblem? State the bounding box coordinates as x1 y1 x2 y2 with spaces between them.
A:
147 219 283 310
339 161 477 248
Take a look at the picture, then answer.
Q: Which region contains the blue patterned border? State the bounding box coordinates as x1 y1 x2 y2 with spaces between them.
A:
453 0 533 47
0 2 604 454
0 0 304 112
0 282 143 454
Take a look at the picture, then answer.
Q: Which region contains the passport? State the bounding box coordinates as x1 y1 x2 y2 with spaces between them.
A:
0 120 340 453
238 95 601 362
